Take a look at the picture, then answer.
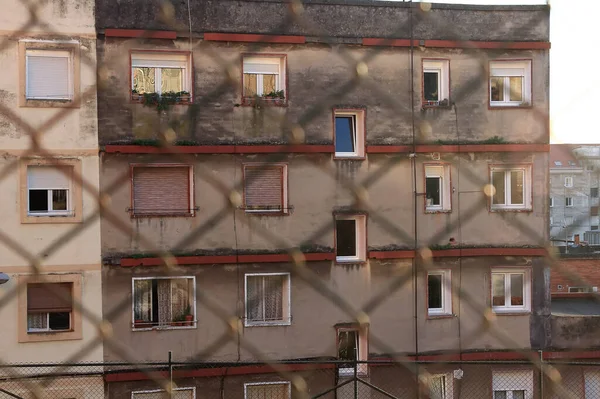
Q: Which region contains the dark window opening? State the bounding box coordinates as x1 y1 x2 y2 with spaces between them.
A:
48 312 70 330
338 330 358 363
426 177 441 207
492 171 505 205
335 116 356 154
591 226 598 231
29 189 48 212
428 274 442 309
591 188 599 198
424 71 439 102
336 219 357 257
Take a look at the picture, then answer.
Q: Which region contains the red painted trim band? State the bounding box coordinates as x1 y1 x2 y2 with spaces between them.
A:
204 33 306 44
104 29 177 39
367 144 549 154
104 145 334 154
120 252 335 267
362 38 550 50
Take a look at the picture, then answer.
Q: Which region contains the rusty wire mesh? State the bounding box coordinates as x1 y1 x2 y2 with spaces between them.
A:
2 0 599 398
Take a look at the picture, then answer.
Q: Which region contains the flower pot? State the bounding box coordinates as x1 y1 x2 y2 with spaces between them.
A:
131 93 142 102
178 94 191 103
185 314 194 326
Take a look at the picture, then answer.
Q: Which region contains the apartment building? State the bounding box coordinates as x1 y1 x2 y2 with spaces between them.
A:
95 1 550 397
0 0 103 397
550 144 600 248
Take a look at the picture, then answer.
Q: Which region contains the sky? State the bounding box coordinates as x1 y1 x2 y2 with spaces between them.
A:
387 0 598 144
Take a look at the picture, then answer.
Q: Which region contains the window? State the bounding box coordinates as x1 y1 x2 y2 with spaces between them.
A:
554 161 562 166
585 371 600 398
18 273 82 343
422 59 450 106
489 60 531 107
428 373 453 399
131 165 194 216
132 277 195 329
245 273 291 326
27 165 72 216
335 214 367 263
565 197 573 207
25 49 73 100
244 383 290 399
491 269 531 313
243 164 288 214
131 52 191 95
27 283 72 333
591 188 598 198
549 197 553 207
490 166 532 210
550 216 554 226
565 176 573 187
425 165 451 212
132 388 195 399
592 226 599 231
242 55 286 101
569 286 592 293
334 110 365 158
428 270 452 316
337 326 368 376
492 370 533 399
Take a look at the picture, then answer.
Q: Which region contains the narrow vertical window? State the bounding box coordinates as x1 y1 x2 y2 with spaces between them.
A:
334 110 365 158
423 59 450 106
335 215 366 263
428 270 452 316
425 165 451 212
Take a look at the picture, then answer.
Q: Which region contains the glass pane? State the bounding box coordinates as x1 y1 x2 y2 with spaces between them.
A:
170 278 191 320
246 276 264 321
262 74 276 95
338 330 358 361
336 219 357 257
264 275 284 321
510 170 524 205
428 274 442 309
160 68 183 93
48 312 70 330
490 77 504 102
335 116 356 153
492 274 505 307
509 76 523 101
133 280 153 322
510 274 524 306
492 171 505 205
426 177 441 206
243 73 257 97
28 313 47 330
29 189 49 212
513 390 525 399
429 376 445 399
494 392 507 399
424 71 439 101
132 67 156 93
52 189 68 211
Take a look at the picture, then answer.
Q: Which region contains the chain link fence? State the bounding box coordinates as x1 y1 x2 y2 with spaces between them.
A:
4 0 600 398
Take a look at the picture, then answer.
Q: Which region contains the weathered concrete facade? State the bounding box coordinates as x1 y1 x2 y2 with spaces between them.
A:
96 0 550 395
0 0 103 395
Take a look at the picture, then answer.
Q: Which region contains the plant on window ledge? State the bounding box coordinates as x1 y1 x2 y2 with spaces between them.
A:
131 87 142 102
140 91 192 112
184 304 193 326
171 314 187 327
245 90 286 107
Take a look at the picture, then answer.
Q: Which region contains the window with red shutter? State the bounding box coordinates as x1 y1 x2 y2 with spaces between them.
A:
244 165 287 214
132 166 192 216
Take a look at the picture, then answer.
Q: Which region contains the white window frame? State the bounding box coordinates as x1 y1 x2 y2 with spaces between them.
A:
565 197 573 207
131 276 196 331
489 60 532 107
490 166 532 210
422 59 450 106
244 382 291 399
428 373 454 399
131 52 191 95
27 311 71 333
492 370 533 399
549 197 553 207
491 268 531 314
242 56 286 97
27 166 73 217
25 49 73 100
427 270 452 317
132 387 196 399
244 273 291 327
425 164 451 212
336 326 369 377
334 110 365 159
335 214 367 263
565 176 574 188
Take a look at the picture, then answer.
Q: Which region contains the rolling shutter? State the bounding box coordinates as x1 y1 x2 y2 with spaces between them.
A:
27 283 73 313
26 50 72 99
133 167 190 215
244 166 283 211
27 166 71 189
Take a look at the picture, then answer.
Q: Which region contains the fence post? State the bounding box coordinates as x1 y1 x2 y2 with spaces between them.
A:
169 351 173 399
354 360 358 399
539 350 544 399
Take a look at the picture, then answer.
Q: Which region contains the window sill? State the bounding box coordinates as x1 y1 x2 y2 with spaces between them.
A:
21 98 79 108
240 97 288 107
22 214 81 224
489 207 532 213
488 103 532 110
130 97 193 105
492 308 530 316
27 329 73 334
421 103 451 109
333 155 366 161
335 259 367 265
427 313 454 319
425 208 452 214
21 329 82 342
130 212 195 218
132 323 197 331
244 320 292 327
244 209 289 216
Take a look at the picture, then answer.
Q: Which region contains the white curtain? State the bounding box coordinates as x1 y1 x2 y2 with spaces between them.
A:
134 280 152 322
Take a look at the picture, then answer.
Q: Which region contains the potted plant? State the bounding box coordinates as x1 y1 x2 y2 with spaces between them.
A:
131 88 142 102
262 89 285 105
177 91 191 103
184 305 193 326
171 314 186 327
134 319 148 328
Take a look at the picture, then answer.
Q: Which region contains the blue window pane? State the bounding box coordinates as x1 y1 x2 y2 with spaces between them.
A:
335 116 355 153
